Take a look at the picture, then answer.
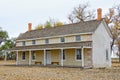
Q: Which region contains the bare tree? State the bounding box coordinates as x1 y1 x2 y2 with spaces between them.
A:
114 4 120 62
114 4 120 29
68 3 95 23
105 8 115 48
105 8 114 24
116 37 120 62
105 4 120 62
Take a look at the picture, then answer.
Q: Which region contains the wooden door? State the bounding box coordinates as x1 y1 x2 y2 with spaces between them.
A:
46 51 51 64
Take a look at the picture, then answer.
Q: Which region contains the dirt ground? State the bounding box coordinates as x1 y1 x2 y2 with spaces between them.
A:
0 60 120 80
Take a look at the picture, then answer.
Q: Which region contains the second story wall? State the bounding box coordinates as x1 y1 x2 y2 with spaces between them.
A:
49 37 60 44
81 34 92 41
16 34 92 46
65 36 75 42
26 40 31 46
36 39 45 45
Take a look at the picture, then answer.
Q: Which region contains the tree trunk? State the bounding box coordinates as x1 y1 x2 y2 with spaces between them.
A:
119 52 120 62
111 39 114 50
119 50 120 63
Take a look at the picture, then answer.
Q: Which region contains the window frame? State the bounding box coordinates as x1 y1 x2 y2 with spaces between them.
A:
106 49 109 61
31 51 36 61
22 41 26 46
45 39 49 44
75 35 81 41
61 37 65 43
32 40 36 45
63 50 66 61
75 49 82 61
22 52 26 61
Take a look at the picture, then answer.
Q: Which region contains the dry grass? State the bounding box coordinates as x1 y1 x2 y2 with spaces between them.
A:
0 61 119 80
0 60 16 65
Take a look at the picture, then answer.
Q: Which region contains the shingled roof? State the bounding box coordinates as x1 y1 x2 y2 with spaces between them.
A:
17 19 102 40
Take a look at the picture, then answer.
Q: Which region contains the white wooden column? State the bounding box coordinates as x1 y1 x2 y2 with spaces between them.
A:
29 50 31 65
44 49 46 66
82 48 84 67
4 51 7 65
61 48 63 66
16 51 18 65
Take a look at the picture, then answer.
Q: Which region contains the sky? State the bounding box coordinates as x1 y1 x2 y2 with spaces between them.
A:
0 0 120 38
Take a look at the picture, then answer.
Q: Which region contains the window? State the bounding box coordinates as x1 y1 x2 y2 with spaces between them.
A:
106 49 109 61
45 39 49 44
75 35 81 41
61 37 65 42
76 49 82 60
32 40 36 45
22 52 26 60
63 50 66 60
31 51 36 60
22 41 26 46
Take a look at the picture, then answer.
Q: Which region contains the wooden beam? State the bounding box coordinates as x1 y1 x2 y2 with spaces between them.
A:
82 48 84 67
16 51 18 65
61 48 63 66
44 49 46 66
4 51 7 65
29 50 32 65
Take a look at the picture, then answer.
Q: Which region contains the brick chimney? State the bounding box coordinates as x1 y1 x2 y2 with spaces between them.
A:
97 8 102 20
28 23 32 31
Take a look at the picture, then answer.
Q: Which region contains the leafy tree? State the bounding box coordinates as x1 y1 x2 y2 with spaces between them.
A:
44 21 52 28
35 24 43 30
0 38 16 60
0 27 8 44
0 39 15 51
35 19 64 30
54 21 63 27
0 27 15 60
68 3 95 23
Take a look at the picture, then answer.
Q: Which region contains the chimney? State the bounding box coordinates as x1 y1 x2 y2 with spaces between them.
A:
97 8 102 20
28 23 32 31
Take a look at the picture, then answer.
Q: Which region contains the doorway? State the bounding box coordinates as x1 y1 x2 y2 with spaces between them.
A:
46 50 51 64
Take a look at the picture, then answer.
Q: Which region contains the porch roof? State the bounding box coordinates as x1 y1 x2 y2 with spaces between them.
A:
10 41 92 51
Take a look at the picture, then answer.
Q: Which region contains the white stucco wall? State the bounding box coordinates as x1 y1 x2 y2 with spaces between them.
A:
92 22 112 68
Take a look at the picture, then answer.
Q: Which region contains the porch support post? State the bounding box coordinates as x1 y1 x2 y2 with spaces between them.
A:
29 50 31 65
61 48 63 66
16 51 18 65
44 49 46 66
82 48 84 67
4 51 7 65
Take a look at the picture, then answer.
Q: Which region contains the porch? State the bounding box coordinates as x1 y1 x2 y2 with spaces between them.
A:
16 48 92 67
10 41 92 67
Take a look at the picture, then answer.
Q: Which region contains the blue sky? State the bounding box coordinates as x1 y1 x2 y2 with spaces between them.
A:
0 0 119 38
